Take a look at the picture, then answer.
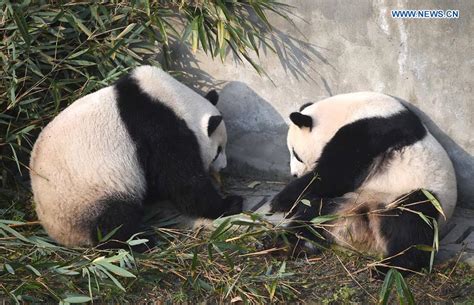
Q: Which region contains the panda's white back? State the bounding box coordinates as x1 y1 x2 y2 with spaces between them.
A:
298 92 407 146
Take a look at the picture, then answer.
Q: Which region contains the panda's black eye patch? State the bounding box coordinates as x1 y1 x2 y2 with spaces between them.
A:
292 148 303 163
213 146 222 162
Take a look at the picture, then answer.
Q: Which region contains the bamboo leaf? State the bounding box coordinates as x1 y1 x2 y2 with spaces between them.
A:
378 269 395 305
211 217 232 240
430 218 439 272
432 219 439 251
72 15 93 38
0 223 30 243
96 266 126 292
414 244 435 252
422 189 446 220
116 23 136 40
198 15 208 52
143 0 151 17
26 264 41 276
217 20 225 50
94 261 135 278
250 3 272 29
248 32 259 56
68 48 90 59
191 17 199 53
311 214 338 225
155 16 169 45
247 181 261 188
98 224 123 242
300 199 311 207
414 210 433 228
394 270 415 305
5 264 15 275
62 295 92 303
127 238 149 246
8 4 31 46
53 266 80 275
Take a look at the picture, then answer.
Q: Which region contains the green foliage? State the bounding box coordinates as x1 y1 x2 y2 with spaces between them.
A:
0 206 473 303
0 213 302 302
323 286 357 305
0 0 290 187
378 269 415 305
0 219 139 302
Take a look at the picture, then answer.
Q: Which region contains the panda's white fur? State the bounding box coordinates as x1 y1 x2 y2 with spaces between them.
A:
30 66 241 247
263 92 457 272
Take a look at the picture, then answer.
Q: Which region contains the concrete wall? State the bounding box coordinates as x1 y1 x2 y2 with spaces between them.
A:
168 0 474 208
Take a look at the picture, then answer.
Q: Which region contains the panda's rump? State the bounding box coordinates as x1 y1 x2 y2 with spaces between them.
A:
38 194 143 247
30 87 145 205
30 86 146 246
326 189 439 260
325 191 391 256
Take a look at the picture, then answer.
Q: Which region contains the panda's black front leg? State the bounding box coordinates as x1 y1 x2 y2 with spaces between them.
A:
267 195 336 257
170 174 243 219
290 194 337 236
271 172 316 214
221 195 244 216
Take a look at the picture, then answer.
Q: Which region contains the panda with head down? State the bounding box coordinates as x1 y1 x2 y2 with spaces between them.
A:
29 66 242 248
261 91 457 274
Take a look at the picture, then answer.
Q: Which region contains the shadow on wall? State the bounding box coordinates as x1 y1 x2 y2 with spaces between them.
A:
163 26 335 95
161 41 226 95
240 5 335 90
400 99 474 208
157 41 294 179
216 81 290 180
268 29 336 94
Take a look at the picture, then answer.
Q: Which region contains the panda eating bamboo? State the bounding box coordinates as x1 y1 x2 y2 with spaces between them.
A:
29 66 243 247
259 92 457 273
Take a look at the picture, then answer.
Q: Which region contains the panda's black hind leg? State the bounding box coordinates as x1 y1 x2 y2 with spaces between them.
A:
84 195 152 252
377 190 439 275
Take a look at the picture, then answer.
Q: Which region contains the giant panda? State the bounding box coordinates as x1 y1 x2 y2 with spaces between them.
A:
29 65 243 248
260 92 457 273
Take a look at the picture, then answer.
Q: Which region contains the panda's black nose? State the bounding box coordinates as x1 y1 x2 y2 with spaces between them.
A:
293 174 297 177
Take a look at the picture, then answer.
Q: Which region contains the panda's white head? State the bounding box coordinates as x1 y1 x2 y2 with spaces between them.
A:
286 102 324 178
130 66 229 174
201 90 228 173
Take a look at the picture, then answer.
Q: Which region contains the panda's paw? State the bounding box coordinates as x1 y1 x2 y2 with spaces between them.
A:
223 195 243 216
270 192 296 213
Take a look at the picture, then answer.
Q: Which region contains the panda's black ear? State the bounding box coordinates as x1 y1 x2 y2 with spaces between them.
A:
205 90 219 105
290 112 312 130
208 115 223 136
299 102 313 111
